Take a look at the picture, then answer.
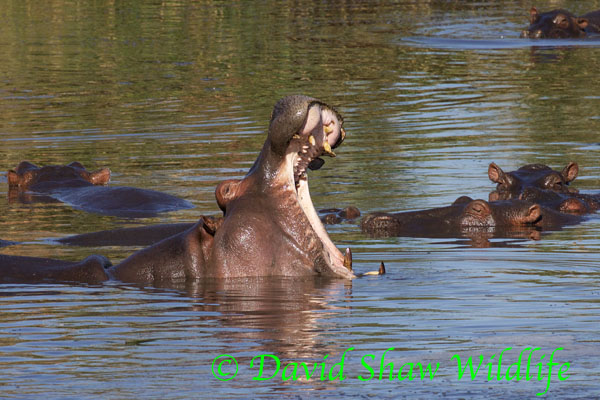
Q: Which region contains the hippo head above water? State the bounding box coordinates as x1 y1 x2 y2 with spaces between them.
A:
207 95 354 278
111 95 355 282
7 161 111 191
520 7 590 39
488 162 578 200
361 197 544 238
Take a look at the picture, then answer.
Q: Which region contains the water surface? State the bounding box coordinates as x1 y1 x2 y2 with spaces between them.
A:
1 1 599 398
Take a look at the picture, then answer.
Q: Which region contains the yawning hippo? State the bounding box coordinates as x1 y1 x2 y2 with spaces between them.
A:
7 161 194 217
520 7 600 39
112 95 355 282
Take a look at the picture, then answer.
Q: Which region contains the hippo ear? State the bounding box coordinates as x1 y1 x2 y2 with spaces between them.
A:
529 7 539 24
488 162 512 186
561 162 578 183
526 204 542 224
7 170 19 187
452 195 473 205
89 168 111 185
577 18 589 30
215 179 241 213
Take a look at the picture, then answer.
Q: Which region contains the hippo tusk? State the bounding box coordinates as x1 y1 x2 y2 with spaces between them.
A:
343 247 352 271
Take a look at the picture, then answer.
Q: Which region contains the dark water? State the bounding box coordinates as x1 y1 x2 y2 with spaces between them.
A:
1 1 600 398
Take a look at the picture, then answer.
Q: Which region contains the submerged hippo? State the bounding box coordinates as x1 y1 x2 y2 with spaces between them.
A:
518 186 600 215
361 196 582 238
488 162 578 200
7 161 194 218
1 95 357 284
520 7 600 39
0 254 111 284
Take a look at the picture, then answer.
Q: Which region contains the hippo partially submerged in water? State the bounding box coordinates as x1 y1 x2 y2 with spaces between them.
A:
361 196 583 238
1 95 357 283
7 161 194 218
488 162 600 215
520 7 600 39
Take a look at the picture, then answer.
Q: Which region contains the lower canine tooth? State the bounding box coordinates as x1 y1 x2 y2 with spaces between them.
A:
323 142 335 157
309 135 316 146
324 125 333 134
343 248 352 271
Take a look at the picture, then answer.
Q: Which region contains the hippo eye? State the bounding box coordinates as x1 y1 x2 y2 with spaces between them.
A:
554 15 569 28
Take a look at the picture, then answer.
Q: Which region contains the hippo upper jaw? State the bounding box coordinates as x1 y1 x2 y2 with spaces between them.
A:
279 103 354 279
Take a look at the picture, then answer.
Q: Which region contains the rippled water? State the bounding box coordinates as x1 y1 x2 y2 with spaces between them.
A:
1 1 600 398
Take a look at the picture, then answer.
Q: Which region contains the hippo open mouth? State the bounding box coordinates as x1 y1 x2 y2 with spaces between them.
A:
284 101 354 278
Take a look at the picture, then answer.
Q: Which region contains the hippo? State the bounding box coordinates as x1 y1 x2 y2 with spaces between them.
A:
518 187 599 215
520 7 600 39
488 162 578 200
1 95 359 284
0 254 111 284
7 161 194 218
112 95 355 282
361 196 583 238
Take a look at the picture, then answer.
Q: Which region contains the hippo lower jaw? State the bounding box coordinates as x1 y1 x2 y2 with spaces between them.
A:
294 169 354 279
283 104 354 279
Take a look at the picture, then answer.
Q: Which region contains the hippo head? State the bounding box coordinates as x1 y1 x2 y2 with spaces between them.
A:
7 161 111 191
209 95 354 279
520 7 589 39
488 162 578 200
459 199 541 228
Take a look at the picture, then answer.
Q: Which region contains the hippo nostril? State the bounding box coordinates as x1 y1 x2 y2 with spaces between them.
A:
534 30 543 38
520 30 530 38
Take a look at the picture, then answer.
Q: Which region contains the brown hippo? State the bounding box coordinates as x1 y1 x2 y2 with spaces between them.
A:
112 95 355 282
518 186 600 215
7 161 194 217
520 7 600 39
1 95 357 284
361 197 583 238
0 254 111 284
488 162 578 200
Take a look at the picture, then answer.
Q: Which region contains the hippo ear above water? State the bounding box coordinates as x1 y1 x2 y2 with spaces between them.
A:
577 17 589 30
529 7 539 24
488 162 513 187
561 162 578 183
89 168 111 185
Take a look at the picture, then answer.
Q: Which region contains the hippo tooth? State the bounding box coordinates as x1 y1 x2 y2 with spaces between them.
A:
343 248 352 271
324 124 333 134
293 134 301 139
362 261 386 276
323 142 336 157
309 135 316 146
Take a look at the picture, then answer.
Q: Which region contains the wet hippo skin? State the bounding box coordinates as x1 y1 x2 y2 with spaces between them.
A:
7 161 194 218
112 95 355 282
361 197 583 238
0 254 110 284
520 7 600 39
